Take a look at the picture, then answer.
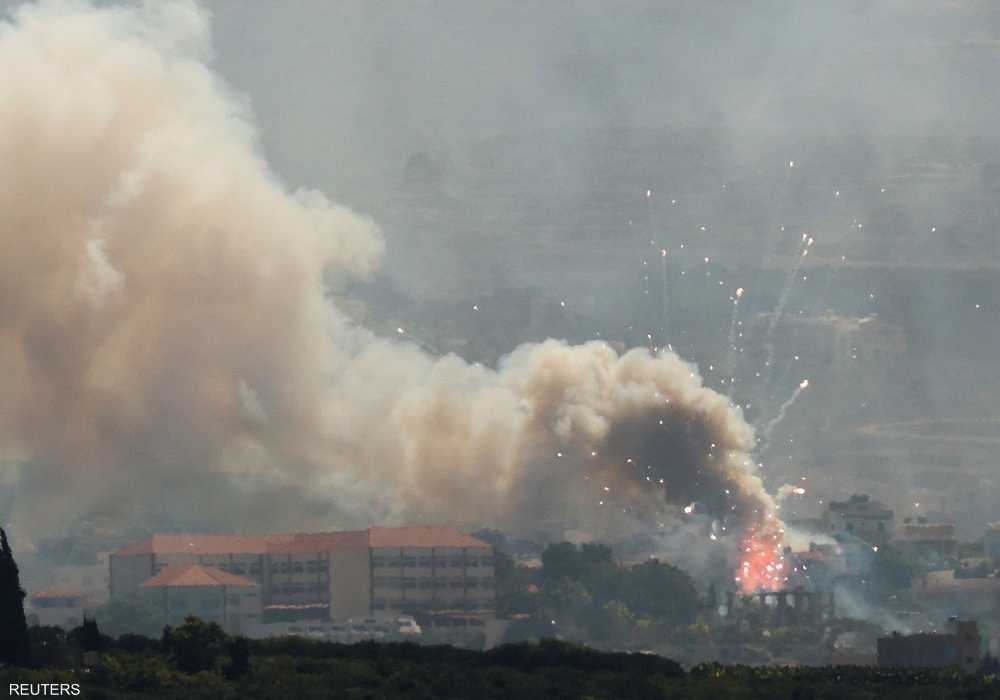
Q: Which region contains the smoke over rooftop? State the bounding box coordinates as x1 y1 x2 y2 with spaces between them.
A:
0 1 774 540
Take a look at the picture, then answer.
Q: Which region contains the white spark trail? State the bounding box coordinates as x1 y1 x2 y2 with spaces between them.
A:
724 287 743 394
760 380 809 449
762 236 813 388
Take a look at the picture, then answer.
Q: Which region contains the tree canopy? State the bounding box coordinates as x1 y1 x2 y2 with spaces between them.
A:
0 527 31 668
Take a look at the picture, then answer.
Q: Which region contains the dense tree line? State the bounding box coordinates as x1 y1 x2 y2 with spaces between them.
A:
7 532 999 696
3 617 1000 699
0 527 31 667
493 540 704 648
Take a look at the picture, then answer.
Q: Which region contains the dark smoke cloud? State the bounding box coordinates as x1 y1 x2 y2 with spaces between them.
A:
0 1 774 539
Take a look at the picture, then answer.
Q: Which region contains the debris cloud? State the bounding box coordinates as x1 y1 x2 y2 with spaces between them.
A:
0 1 775 539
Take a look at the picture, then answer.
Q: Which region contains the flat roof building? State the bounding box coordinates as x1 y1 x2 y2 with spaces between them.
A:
878 619 981 673
824 495 894 546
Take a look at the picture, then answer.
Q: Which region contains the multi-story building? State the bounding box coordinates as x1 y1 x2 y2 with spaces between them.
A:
824 494 894 546
50 552 111 606
110 526 494 625
912 570 1000 618
139 564 261 634
28 590 92 630
893 516 957 565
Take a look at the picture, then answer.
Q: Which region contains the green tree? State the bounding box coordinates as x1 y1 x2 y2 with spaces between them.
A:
541 542 615 591
541 542 583 581
620 559 700 627
68 617 109 653
224 635 250 679
27 626 71 669
162 616 227 674
600 600 635 643
0 528 31 667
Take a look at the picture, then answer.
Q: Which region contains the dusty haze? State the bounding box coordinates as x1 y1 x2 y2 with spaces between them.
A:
0 0 775 541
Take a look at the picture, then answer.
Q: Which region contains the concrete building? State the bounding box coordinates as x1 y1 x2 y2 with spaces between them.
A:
824 495 894 545
878 619 981 672
110 526 495 628
912 570 1000 618
723 589 835 628
894 516 957 565
140 564 261 634
50 552 111 606
28 590 92 630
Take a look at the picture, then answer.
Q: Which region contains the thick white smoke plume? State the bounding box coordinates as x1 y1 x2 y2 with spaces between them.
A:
0 1 774 537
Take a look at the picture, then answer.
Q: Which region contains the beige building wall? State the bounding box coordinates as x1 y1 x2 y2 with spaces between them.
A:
145 584 261 634
329 546 371 620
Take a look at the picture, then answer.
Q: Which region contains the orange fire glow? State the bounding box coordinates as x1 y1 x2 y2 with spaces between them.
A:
734 525 787 593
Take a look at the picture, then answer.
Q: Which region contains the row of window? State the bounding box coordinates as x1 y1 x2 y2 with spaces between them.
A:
216 563 261 576
430 618 486 628
32 598 80 609
371 599 493 611
169 596 222 611
269 583 328 596
373 576 494 590
153 562 263 578
271 560 328 574
154 560 330 577
371 557 493 569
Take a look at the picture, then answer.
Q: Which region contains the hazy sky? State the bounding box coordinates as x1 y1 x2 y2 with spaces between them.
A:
194 1 1000 193
4 0 1000 539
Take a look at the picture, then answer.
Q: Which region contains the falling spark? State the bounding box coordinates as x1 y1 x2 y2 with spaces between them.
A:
724 287 745 386
659 247 670 343
762 236 814 389
760 379 810 450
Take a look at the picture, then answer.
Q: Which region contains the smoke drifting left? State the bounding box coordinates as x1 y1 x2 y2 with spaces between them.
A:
0 1 775 541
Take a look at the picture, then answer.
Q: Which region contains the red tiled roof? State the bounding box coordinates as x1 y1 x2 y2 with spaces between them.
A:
140 564 257 588
115 527 490 557
114 533 292 556
267 530 368 554
31 590 84 600
367 526 489 549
